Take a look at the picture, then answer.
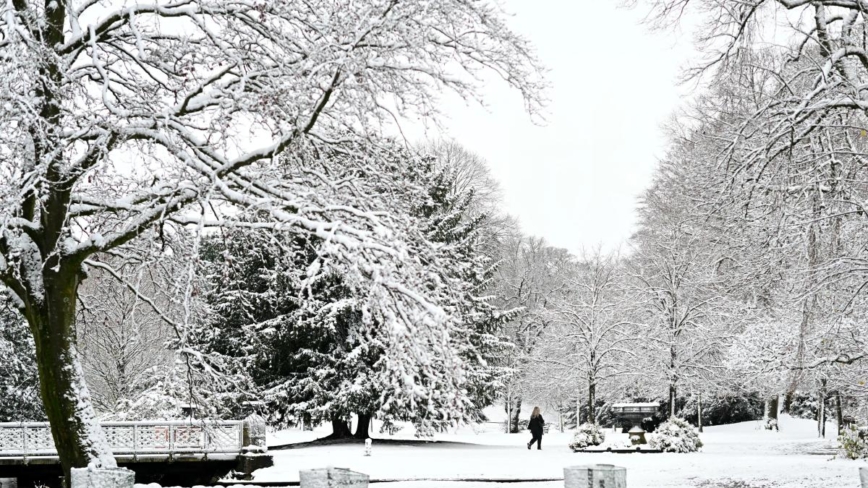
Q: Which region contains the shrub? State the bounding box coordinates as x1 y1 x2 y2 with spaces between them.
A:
649 417 703 453
568 423 606 451
838 426 868 460
787 391 819 419
680 392 764 426
560 400 615 429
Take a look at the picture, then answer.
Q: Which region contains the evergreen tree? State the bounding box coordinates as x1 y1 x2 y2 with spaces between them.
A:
412 162 513 424
197 141 511 436
0 294 44 421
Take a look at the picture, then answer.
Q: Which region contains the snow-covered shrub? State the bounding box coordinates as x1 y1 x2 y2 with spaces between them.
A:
787 391 820 419
568 423 606 451
648 418 703 453
763 418 778 431
838 426 868 460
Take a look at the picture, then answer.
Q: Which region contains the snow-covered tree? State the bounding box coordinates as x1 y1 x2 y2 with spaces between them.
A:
638 0 868 372
629 128 745 418
0 0 544 476
535 250 637 426
493 235 572 432
76 259 176 414
197 140 512 437
0 294 43 422
199 224 361 432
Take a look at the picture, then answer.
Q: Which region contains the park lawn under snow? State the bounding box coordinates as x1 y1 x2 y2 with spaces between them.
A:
255 414 861 488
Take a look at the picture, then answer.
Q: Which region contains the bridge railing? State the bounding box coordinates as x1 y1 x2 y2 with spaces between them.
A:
0 421 245 458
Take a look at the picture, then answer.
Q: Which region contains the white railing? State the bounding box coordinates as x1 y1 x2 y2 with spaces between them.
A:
613 407 658 414
0 421 244 458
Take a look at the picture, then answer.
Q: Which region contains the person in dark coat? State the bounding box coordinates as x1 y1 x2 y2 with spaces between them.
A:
527 406 544 450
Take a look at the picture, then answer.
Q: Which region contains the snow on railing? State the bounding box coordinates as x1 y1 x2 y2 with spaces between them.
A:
0 420 244 458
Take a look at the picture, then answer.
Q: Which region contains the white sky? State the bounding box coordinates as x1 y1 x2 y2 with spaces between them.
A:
416 1 700 254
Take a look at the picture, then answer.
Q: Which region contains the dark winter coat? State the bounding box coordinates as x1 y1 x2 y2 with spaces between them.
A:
529 415 545 436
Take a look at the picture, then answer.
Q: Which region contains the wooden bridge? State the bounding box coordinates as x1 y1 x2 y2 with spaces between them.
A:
0 419 272 487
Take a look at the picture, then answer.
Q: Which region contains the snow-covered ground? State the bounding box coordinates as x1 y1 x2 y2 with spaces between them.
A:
252 414 862 488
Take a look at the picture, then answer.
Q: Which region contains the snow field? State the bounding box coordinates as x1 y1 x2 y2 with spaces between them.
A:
252 415 861 488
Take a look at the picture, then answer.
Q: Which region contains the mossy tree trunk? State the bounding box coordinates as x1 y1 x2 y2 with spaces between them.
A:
33 271 101 484
11 231 116 483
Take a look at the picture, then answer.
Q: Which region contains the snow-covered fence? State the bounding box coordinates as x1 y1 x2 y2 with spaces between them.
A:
0 421 244 458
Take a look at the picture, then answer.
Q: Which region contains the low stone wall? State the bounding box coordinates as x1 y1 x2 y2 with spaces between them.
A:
564 464 626 488
70 468 135 488
300 467 369 488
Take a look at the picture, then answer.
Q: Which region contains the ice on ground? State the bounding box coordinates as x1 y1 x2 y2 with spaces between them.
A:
257 414 860 488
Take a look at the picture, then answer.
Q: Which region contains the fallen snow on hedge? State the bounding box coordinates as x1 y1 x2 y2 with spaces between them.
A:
648 417 703 453
568 422 606 451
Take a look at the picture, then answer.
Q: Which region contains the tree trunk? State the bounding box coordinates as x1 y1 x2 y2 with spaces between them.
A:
768 396 779 421
23 264 117 485
669 340 678 419
576 394 582 427
505 390 512 434
697 392 703 433
329 417 352 439
768 396 779 431
668 384 677 418
818 379 826 438
784 390 795 414
836 392 844 436
588 377 597 425
354 413 372 439
509 395 523 433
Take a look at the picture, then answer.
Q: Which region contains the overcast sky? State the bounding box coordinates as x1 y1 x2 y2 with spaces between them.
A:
416 1 700 254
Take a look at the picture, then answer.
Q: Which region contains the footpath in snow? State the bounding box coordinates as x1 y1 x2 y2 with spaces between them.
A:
252 414 862 488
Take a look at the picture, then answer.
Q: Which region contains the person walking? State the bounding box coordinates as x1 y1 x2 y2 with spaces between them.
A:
527 406 545 450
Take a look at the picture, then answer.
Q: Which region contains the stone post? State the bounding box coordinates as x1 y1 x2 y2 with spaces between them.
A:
70 467 134 488
859 466 868 487
236 414 273 480
299 467 369 488
243 414 267 452
564 465 626 488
